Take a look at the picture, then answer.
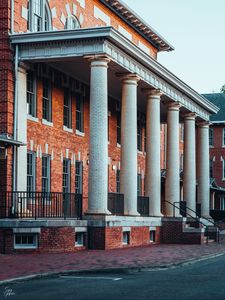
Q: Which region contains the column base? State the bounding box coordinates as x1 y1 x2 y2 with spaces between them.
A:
124 210 140 217
86 209 112 216
150 212 164 217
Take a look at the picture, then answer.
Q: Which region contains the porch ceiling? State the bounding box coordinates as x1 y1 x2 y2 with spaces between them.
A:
10 27 219 121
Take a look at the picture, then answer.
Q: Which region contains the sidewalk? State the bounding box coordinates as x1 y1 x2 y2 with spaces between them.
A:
1 243 225 283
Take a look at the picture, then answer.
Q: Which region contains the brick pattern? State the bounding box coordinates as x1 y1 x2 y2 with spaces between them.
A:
0 227 87 254
88 226 161 250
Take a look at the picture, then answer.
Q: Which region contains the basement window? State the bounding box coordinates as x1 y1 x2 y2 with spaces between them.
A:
14 233 38 249
75 232 84 247
150 230 156 243
123 232 130 245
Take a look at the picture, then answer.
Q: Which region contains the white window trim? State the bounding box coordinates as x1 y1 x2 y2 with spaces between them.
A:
28 0 52 32
42 119 53 127
27 115 39 123
222 158 225 181
63 126 73 133
14 233 38 249
76 130 85 137
75 232 85 247
222 128 225 147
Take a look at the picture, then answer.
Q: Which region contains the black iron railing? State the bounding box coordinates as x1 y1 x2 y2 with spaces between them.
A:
137 196 149 216
0 191 82 219
108 193 124 215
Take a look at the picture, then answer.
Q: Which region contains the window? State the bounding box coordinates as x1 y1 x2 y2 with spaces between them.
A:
117 110 121 145
63 89 72 129
223 129 225 147
180 154 184 171
63 159 71 193
14 233 37 249
76 94 84 133
116 170 120 193
150 230 156 243
75 161 83 194
123 232 130 245
42 155 51 193
209 128 214 147
42 79 52 122
27 70 36 117
137 120 142 151
65 15 81 30
144 126 146 153
222 158 225 181
28 0 52 32
137 174 142 196
180 124 184 142
27 152 36 192
210 159 214 178
75 232 84 247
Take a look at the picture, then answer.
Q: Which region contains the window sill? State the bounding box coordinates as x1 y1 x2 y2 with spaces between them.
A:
76 130 85 137
63 126 73 133
42 119 53 127
137 150 143 155
27 115 39 123
75 244 84 247
14 245 37 249
117 143 121 148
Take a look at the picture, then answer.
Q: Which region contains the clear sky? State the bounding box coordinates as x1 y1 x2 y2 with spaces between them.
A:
123 0 225 94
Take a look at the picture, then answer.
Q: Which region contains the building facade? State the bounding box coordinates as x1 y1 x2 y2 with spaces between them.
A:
204 93 225 215
0 0 218 253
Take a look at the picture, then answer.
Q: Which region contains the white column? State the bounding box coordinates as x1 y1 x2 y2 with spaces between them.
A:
120 74 139 216
183 113 196 217
87 56 111 215
165 103 181 216
17 67 27 191
197 122 210 218
145 90 163 216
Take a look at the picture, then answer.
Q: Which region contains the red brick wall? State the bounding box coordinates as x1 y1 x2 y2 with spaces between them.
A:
0 227 87 254
210 125 225 187
88 226 161 250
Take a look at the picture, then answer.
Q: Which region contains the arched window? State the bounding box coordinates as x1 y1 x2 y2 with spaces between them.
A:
28 0 52 32
65 15 81 30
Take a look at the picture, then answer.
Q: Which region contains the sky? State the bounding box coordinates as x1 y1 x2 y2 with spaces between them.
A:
123 0 225 94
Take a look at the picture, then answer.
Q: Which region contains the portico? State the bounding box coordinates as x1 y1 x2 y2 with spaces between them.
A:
9 26 218 221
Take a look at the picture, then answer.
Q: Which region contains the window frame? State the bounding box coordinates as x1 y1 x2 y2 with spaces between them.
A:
209 128 214 147
63 158 71 194
63 89 72 129
27 151 36 192
137 173 142 196
42 79 52 122
75 232 84 247
14 233 38 249
137 120 142 152
65 15 81 30
75 161 83 195
222 128 225 148
42 155 51 193
76 93 84 133
27 70 37 117
28 0 52 32
116 169 120 194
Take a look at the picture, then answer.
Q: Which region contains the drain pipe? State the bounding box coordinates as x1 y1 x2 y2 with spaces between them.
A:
10 0 14 34
12 44 19 202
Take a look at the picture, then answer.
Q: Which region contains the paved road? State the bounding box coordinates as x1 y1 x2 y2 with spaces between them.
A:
1 255 225 300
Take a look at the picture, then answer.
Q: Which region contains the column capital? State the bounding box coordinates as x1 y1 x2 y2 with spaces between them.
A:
167 101 181 111
116 73 140 84
183 112 196 121
197 121 211 128
84 55 111 67
143 88 163 98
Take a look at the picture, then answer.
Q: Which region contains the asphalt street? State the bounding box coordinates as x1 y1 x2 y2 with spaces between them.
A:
1 254 225 300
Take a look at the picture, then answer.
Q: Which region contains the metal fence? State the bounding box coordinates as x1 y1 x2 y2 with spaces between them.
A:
137 196 149 216
0 191 82 219
108 193 124 215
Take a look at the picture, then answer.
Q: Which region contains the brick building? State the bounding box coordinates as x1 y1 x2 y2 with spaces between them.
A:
203 93 225 215
0 0 219 253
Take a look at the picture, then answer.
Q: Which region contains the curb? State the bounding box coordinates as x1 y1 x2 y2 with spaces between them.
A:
1 251 225 286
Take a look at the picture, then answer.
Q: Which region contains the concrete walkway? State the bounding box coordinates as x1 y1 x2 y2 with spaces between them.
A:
1 243 225 283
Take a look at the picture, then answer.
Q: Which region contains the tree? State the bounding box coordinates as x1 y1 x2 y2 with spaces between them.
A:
220 85 225 93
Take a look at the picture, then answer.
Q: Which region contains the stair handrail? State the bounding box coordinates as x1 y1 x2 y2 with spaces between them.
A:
174 201 220 230
165 200 220 243
165 200 208 229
